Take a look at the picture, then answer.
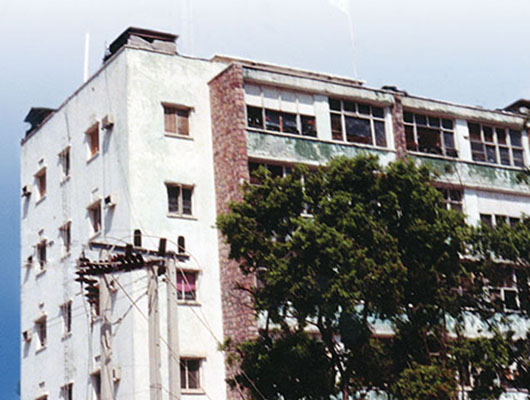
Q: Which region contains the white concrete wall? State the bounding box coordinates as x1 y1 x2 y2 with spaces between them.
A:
124 49 227 400
20 50 134 400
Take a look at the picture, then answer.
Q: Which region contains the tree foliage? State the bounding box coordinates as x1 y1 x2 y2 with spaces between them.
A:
217 154 530 399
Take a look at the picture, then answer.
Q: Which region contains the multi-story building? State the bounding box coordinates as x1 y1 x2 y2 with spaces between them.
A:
20 27 530 400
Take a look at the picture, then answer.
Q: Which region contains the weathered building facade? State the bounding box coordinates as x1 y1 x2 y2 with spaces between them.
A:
21 27 530 400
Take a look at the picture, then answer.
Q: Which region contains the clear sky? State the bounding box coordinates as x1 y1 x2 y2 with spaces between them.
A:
2 0 530 397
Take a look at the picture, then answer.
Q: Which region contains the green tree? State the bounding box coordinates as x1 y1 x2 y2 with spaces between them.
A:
218 154 529 399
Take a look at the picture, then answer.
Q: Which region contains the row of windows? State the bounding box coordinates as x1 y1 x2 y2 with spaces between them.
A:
245 99 527 168
33 357 202 400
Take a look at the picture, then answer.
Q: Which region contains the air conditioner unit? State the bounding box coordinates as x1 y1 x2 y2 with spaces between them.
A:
22 330 32 342
22 185 31 198
112 366 121 382
102 114 115 130
104 195 116 208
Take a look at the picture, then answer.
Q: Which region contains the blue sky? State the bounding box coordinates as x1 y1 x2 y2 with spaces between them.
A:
2 0 530 397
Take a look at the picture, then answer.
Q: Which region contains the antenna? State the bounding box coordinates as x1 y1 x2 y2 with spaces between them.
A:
83 32 90 83
181 0 194 55
329 0 358 80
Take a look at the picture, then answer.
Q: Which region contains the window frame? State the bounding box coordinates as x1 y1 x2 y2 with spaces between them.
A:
61 382 73 400
85 123 100 160
328 98 387 148
468 122 524 167
35 315 47 350
404 111 457 157
60 221 72 256
34 167 47 201
163 104 192 138
59 146 71 181
180 358 203 392
87 200 102 237
176 270 199 303
165 183 194 217
437 187 463 213
246 105 317 137
36 239 47 272
61 301 72 337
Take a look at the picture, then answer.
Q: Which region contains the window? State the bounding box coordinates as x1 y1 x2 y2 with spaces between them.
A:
180 358 202 390
35 316 47 349
480 213 521 229
35 168 46 199
489 267 520 311
61 301 72 336
35 395 48 400
86 123 100 159
37 240 47 271
468 123 524 167
88 201 102 235
438 188 463 212
404 112 456 157
91 371 101 400
60 222 71 255
59 147 70 179
177 236 186 255
166 184 193 216
246 106 316 137
164 105 190 136
61 383 73 400
177 271 198 302
329 98 386 147
248 161 291 184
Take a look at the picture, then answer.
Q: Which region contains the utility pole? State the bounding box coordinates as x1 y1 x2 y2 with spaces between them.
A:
166 258 181 399
148 265 162 400
100 266 114 400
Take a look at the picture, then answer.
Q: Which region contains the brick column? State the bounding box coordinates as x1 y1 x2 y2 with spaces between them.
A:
208 64 258 400
392 94 407 159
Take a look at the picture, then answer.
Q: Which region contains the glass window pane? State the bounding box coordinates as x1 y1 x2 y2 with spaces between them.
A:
247 106 263 129
499 147 510 166
403 112 413 123
343 101 356 112
417 127 442 154
405 125 417 150
416 114 427 126
428 116 440 127
497 129 507 144
443 132 455 149
329 98 341 111
372 106 384 118
468 123 480 137
471 142 485 162
483 126 494 143
486 145 497 164
374 120 386 147
330 113 343 141
442 119 453 129
265 110 280 131
358 103 370 115
281 112 298 134
504 290 519 311
513 149 524 167
301 115 317 137
182 188 192 215
510 130 522 147
267 164 283 178
187 360 201 389
480 214 493 228
345 117 372 144
167 186 180 213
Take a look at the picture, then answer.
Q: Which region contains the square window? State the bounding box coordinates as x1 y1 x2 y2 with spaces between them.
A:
177 271 198 301
405 112 455 157
164 105 190 136
35 168 46 199
59 148 70 179
35 317 47 349
86 124 100 159
180 358 202 390
61 301 72 335
166 184 193 216
87 201 102 236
